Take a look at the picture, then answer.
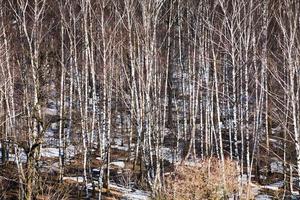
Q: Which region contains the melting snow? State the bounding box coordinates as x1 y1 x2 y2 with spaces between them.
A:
123 189 151 200
111 145 129 151
262 181 284 191
42 107 58 116
161 147 173 163
41 148 59 157
292 191 299 195
270 160 284 174
63 176 84 183
8 152 27 163
41 145 76 158
255 194 273 200
110 183 150 200
110 161 125 168
182 159 203 167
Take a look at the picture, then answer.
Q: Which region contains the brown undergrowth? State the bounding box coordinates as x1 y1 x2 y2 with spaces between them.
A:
162 158 240 200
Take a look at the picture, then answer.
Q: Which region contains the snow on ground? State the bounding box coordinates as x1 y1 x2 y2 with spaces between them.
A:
1 143 76 166
63 176 84 183
96 157 102 161
109 183 131 193
255 194 273 200
110 183 150 200
42 107 58 116
111 138 129 151
8 151 27 163
41 147 59 158
270 159 284 174
41 145 76 158
271 126 282 133
111 145 129 151
64 173 149 199
123 189 151 200
262 181 284 191
50 123 58 131
182 159 203 167
111 137 137 152
260 175 267 180
113 138 124 146
240 174 284 199
92 168 100 173
161 147 173 163
110 161 125 168
251 180 294 199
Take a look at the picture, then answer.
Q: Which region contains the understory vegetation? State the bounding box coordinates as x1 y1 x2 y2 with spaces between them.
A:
163 158 240 200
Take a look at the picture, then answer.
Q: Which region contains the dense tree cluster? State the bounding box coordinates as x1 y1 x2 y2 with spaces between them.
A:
0 0 300 199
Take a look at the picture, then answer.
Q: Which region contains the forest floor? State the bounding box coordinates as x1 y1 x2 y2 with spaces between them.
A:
1 126 299 199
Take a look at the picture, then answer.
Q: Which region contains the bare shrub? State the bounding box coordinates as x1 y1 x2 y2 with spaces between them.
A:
163 158 239 200
37 173 71 200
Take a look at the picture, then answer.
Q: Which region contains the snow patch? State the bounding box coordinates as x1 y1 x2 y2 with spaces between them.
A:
255 194 273 200
42 107 58 116
110 161 125 168
123 189 151 200
182 159 203 167
41 146 76 158
161 147 173 163
262 181 284 191
111 145 129 151
270 159 284 174
109 183 150 200
63 176 84 183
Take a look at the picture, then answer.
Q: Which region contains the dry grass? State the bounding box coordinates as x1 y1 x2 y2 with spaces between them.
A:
163 158 239 200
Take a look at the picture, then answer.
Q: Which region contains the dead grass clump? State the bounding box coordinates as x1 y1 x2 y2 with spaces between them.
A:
163 158 239 200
